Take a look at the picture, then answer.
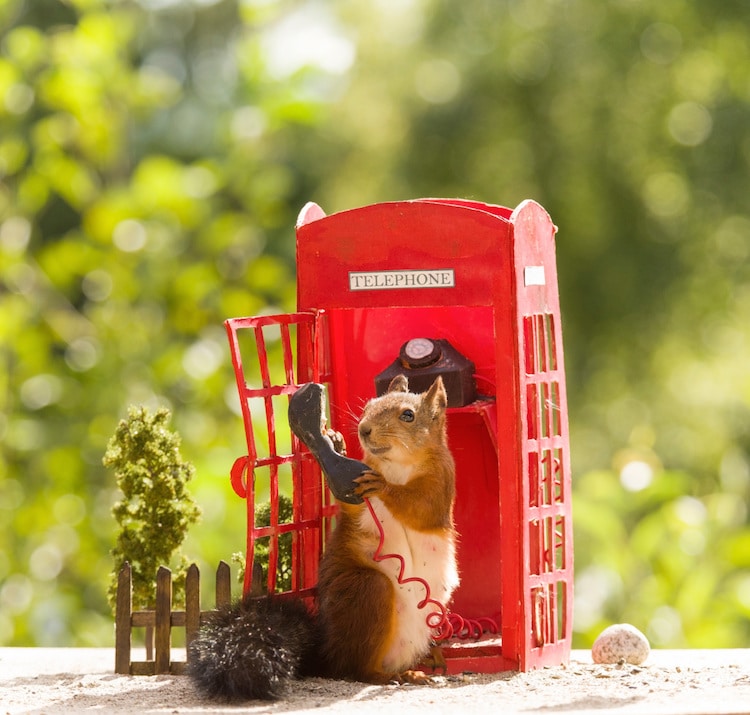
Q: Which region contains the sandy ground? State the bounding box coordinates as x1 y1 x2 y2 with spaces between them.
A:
1 648 749 715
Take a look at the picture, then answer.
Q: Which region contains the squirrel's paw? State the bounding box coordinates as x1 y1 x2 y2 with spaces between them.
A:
396 669 434 686
353 470 386 497
424 645 447 674
324 429 347 456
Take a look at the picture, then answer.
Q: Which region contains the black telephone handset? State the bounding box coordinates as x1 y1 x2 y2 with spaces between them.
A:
288 383 366 505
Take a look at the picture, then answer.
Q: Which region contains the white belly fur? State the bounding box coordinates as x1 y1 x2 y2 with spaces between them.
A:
360 497 460 673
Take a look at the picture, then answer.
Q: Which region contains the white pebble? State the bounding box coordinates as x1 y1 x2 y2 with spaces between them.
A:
592 623 650 665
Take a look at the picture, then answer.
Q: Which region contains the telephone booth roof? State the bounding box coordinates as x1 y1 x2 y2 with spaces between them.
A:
295 198 558 313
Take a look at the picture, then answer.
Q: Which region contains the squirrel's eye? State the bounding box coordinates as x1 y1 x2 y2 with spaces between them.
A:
400 409 415 423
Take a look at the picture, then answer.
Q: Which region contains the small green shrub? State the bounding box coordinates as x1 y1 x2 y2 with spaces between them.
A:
254 495 294 592
104 405 201 611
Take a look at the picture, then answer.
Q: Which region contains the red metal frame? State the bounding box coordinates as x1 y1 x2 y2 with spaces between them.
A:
225 198 573 672
225 311 336 599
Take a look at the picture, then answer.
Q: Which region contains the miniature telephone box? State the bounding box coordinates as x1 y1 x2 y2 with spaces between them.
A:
225 198 573 673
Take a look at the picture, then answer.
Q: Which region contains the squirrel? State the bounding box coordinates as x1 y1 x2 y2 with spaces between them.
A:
187 375 458 701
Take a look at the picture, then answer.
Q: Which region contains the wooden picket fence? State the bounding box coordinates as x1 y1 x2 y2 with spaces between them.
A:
114 561 232 675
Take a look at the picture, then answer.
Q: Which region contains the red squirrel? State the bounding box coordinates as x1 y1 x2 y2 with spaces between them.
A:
188 375 458 700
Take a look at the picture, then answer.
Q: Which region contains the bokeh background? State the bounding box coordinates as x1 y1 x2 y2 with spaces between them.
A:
1 0 749 649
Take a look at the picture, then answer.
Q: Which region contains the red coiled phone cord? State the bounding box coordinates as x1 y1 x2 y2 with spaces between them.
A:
364 497 498 642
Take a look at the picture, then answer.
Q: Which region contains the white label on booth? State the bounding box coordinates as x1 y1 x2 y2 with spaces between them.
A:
349 269 455 291
524 266 546 286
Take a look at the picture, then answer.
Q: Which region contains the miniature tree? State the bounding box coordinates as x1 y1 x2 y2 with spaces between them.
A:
104 405 201 612
254 494 294 592
231 495 295 595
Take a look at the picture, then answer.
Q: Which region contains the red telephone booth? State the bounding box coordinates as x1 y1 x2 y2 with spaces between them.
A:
225 198 573 673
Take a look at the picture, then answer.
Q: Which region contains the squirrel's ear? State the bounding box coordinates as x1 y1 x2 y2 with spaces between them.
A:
387 374 409 393
424 376 448 415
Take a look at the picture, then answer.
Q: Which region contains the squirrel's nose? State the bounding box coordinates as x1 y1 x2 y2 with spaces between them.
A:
359 423 371 439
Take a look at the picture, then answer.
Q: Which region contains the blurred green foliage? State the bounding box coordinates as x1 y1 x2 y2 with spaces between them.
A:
0 0 748 649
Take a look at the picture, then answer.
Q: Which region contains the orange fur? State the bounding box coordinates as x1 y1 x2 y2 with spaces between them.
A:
316 375 458 683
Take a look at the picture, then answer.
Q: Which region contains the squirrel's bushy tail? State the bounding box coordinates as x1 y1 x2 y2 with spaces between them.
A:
187 594 318 701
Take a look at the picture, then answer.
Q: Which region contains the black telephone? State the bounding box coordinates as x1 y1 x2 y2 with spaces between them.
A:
374 338 477 408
